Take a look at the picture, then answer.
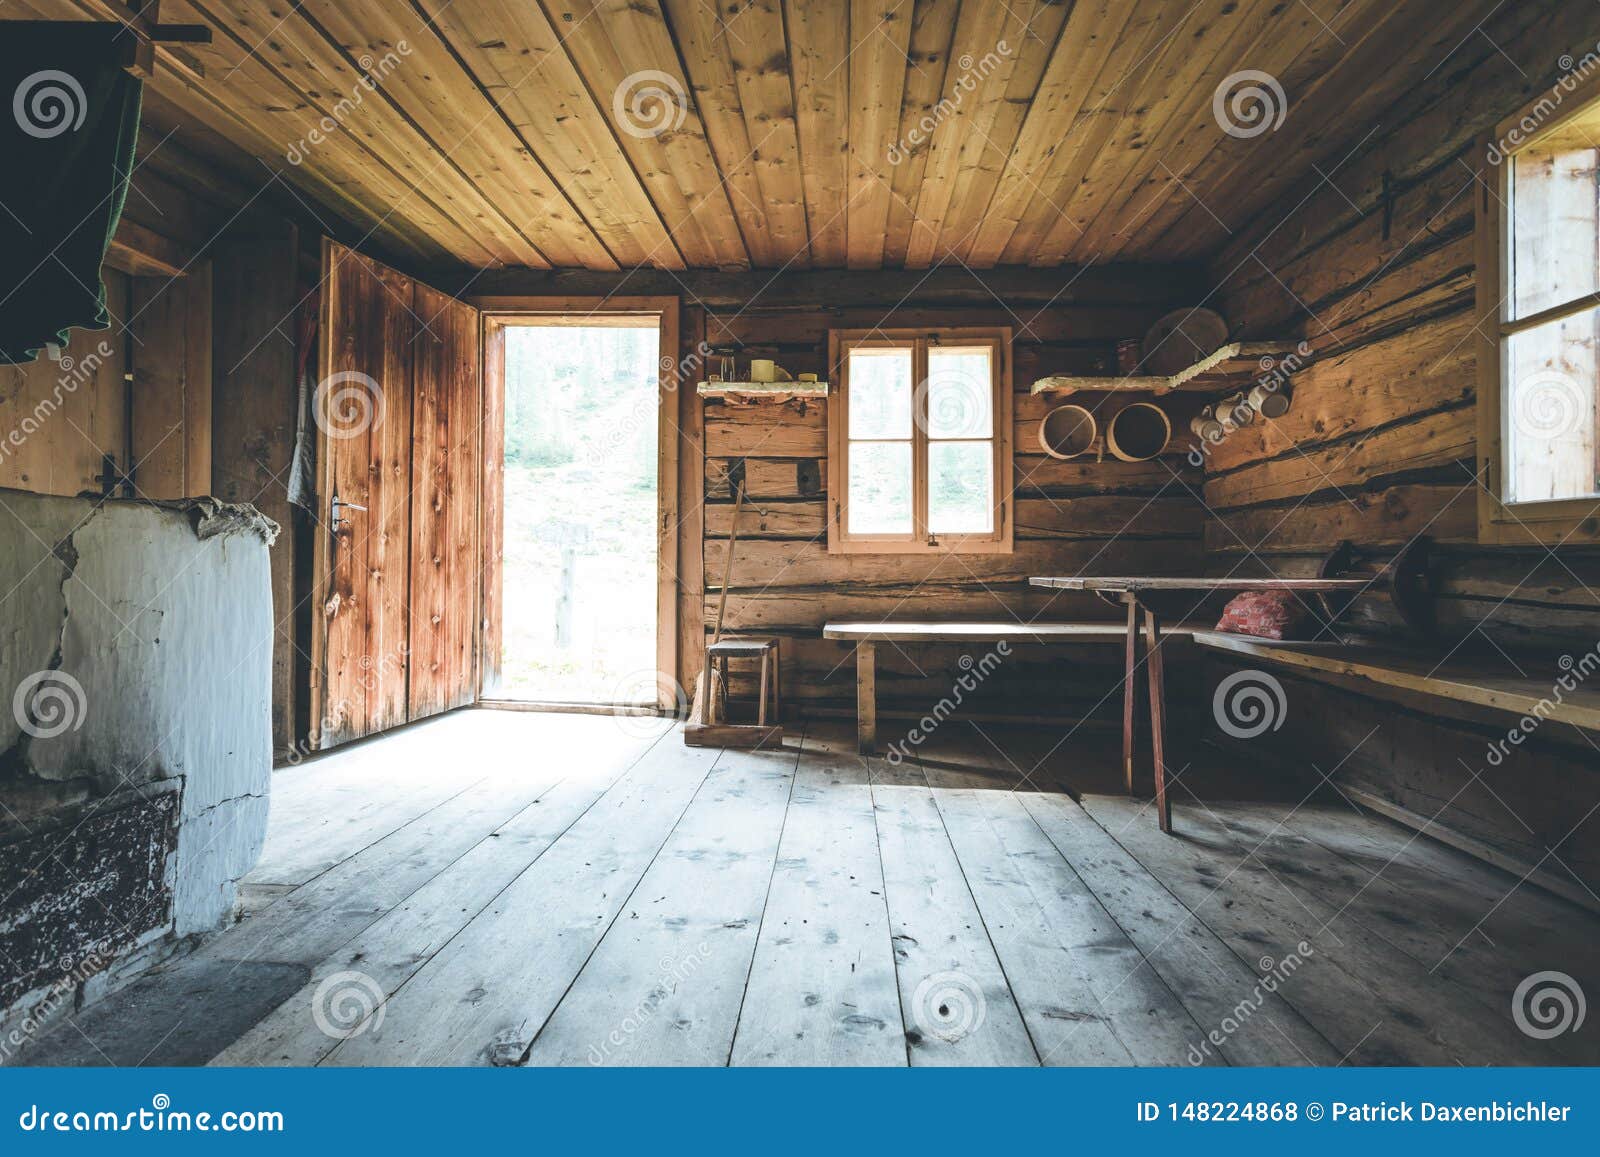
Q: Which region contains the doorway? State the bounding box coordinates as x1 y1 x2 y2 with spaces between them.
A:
488 311 677 706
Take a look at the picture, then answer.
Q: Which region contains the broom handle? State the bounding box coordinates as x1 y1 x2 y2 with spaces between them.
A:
710 476 745 645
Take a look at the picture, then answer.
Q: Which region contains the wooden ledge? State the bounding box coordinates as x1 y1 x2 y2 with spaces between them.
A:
822 620 1205 644
1192 630 1600 732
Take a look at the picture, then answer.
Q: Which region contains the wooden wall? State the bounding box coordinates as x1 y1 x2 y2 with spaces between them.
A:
1204 0 1600 648
661 267 1214 717
0 130 280 502
1200 0 1600 892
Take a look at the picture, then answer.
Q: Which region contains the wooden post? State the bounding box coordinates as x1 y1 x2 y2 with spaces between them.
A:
856 641 877 754
1143 606 1171 834
556 544 576 648
1122 593 1139 795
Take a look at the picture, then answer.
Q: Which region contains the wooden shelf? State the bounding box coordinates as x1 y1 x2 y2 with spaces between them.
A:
1030 341 1301 396
697 380 828 399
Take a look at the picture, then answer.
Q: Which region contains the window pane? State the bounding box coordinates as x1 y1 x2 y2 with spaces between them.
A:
928 441 994 534
924 348 993 438
1509 144 1600 321
1505 307 1599 503
848 441 913 534
847 348 913 439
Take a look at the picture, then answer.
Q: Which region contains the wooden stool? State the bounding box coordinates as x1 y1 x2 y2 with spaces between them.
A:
685 638 784 749
705 637 781 726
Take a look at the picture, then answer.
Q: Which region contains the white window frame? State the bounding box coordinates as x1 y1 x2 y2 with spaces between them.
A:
1477 74 1600 545
826 327 1014 555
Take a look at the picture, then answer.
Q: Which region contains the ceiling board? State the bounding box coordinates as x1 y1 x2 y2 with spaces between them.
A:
5 0 1511 271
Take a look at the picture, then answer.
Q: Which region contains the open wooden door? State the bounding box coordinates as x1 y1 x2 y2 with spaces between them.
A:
309 240 482 749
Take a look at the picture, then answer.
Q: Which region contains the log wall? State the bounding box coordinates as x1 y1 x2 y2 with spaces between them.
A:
672 266 1213 717
1200 0 1600 893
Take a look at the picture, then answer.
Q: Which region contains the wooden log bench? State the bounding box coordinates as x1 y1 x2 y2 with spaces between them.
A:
1192 628 1600 908
1192 630 1600 732
820 621 1203 756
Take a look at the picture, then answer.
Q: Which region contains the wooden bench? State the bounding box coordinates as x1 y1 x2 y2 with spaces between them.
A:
1190 628 1600 908
821 621 1201 755
1192 630 1600 731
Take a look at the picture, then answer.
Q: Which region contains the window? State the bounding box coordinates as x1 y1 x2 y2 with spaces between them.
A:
1479 80 1600 543
827 328 1012 553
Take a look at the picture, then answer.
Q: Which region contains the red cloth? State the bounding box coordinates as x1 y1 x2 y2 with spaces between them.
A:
1214 589 1307 640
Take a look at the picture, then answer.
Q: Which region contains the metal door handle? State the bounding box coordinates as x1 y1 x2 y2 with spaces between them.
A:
331 493 367 531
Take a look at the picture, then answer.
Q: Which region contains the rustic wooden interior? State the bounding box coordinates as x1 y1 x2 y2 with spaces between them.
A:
3 0 1599 1068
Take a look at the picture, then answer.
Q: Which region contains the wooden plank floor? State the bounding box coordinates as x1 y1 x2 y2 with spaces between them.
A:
22 709 1600 1067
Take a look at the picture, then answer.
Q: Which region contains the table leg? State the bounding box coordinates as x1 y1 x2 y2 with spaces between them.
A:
1143 607 1172 834
1122 594 1140 796
856 641 877 754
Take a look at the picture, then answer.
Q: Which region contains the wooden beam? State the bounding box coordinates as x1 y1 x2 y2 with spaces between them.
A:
105 219 194 279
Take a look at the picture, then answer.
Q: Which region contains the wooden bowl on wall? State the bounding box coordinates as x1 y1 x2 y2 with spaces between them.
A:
1106 402 1171 462
1039 404 1098 459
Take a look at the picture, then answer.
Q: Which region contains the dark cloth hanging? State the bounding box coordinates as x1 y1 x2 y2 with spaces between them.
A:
0 21 143 365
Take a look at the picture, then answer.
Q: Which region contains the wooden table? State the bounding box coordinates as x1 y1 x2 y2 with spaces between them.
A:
1029 577 1373 833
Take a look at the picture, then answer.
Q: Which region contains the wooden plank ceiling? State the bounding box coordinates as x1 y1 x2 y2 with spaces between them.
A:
14 0 1504 271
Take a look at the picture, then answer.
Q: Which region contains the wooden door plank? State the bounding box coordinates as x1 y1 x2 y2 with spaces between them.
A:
313 242 415 748
321 739 721 1065
730 734 904 1065
479 317 506 698
408 285 481 721
869 759 1039 1065
522 742 800 1065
